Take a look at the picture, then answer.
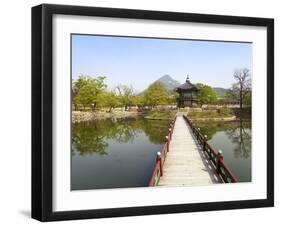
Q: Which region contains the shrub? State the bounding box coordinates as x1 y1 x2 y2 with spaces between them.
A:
217 106 231 116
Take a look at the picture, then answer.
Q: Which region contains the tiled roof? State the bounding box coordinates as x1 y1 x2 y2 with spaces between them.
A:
176 80 198 91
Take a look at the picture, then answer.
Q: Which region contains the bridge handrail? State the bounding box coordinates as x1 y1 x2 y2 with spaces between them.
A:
183 115 238 183
148 117 176 186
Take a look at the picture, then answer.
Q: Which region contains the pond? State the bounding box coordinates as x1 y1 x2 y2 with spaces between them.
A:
193 119 252 182
71 117 170 190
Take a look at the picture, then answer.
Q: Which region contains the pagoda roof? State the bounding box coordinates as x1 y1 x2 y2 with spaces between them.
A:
176 78 198 91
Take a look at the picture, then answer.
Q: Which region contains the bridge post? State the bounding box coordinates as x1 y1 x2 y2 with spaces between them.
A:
203 135 207 151
216 150 223 174
165 136 169 152
157 152 163 176
169 128 172 140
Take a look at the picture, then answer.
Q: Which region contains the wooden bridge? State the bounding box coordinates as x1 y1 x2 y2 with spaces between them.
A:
149 114 238 187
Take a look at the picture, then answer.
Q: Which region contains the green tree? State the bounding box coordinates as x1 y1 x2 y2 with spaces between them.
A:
243 91 252 106
133 94 146 110
197 85 217 104
144 81 169 108
102 91 121 112
72 75 107 111
72 77 89 110
195 83 205 90
169 92 179 105
116 85 135 110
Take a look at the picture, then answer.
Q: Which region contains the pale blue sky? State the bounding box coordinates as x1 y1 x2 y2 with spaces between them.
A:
72 34 252 92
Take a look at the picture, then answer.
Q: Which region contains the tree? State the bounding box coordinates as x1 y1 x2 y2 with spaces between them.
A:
102 91 120 112
169 92 179 105
133 94 146 110
144 81 170 108
72 77 89 110
231 68 251 109
243 91 252 106
72 75 107 110
116 85 135 111
197 84 217 104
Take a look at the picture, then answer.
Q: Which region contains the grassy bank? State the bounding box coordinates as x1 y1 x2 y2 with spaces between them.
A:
144 111 176 120
187 107 234 120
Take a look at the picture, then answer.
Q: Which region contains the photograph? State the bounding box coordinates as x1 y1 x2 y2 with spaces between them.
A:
30 3 274 221
71 34 252 190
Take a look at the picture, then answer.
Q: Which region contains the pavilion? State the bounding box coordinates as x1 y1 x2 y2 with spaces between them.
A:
175 75 199 107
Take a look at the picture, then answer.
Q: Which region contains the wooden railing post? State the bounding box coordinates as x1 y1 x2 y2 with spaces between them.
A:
165 136 169 152
169 128 172 140
203 135 207 151
216 150 223 174
157 152 163 176
197 128 200 140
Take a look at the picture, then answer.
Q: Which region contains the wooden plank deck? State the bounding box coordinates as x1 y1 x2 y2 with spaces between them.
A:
158 115 221 187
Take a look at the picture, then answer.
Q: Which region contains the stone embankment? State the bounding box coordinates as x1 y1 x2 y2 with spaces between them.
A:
190 116 236 121
72 111 144 123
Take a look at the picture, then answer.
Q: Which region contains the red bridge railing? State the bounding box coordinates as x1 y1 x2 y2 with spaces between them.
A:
149 115 238 186
183 115 238 183
148 117 176 186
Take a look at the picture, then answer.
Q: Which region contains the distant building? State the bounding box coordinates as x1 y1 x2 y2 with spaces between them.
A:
175 75 199 107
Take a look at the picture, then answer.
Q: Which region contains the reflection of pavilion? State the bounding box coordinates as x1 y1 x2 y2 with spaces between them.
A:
175 75 199 107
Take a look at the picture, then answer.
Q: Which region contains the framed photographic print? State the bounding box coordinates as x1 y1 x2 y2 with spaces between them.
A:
32 4 274 221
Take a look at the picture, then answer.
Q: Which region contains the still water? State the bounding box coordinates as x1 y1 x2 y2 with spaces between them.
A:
72 117 251 190
71 117 170 190
193 119 252 182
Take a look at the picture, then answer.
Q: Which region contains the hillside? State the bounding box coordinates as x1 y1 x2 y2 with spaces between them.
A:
213 87 229 96
141 75 227 96
155 75 181 92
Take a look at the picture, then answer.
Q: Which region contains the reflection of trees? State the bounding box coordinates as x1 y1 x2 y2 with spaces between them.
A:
225 119 251 159
72 121 109 155
106 119 139 143
134 119 169 144
194 121 235 140
194 119 251 159
72 117 170 155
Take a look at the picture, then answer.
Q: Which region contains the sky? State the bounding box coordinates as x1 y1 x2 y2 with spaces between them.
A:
72 34 252 92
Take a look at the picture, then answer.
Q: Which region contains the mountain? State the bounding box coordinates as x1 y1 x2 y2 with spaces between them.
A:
213 87 229 96
142 75 228 96
156 75 181 92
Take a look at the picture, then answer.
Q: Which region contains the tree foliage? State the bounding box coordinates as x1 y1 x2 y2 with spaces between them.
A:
144 81 170 107
101 91 121 112
133 95 146 110
73 75 107 110
243 92 251 106
197 85 217 104
72 75 176 111
116 85 135 110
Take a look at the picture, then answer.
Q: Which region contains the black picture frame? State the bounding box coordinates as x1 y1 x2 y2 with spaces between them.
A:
32 3 274 222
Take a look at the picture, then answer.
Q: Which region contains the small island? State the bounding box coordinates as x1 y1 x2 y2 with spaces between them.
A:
72 73 251 123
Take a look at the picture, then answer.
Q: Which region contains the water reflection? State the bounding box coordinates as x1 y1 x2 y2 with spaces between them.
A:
194 119 251 158
193 118 252 182
71 117 170 190
72 117 170 156
225 120 251 159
